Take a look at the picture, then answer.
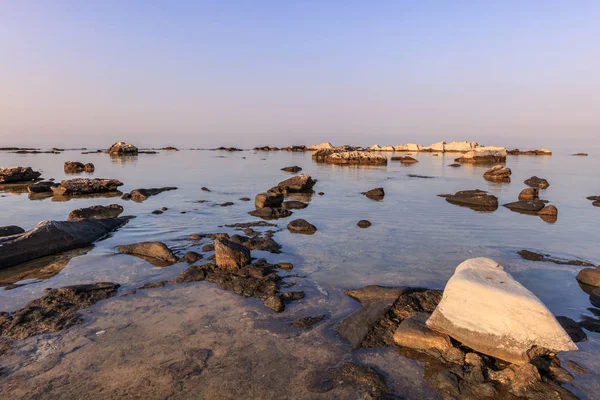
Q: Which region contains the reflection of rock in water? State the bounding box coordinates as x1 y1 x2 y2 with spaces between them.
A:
0 247 92 289
0 182 31 195
51 191 123 202
109 153 139 165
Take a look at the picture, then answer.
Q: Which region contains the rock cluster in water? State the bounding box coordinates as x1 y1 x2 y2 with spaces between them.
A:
0 166 41 183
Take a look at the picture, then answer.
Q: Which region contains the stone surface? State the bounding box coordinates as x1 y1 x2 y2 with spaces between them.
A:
214 238 251 270
590 288 600 308
324 151 387 165
441 190 498 211
393 312 453 352
426 257 578 364
51 178 123 196
107 142 138 155
64 161 95 173
361 187 385 200
524 176 550 189
0 225 24 238
281 200 308 210
127 187 177 202
391 155 418 163
576 267 600 288
0 218 131 270
556 316 588 343
519 187 539 201
503 200 546 213
280 165 302 173
483 165 511 182
274 174 316 193
254 192 284 209
444 141 479 152
457 146 507 163
248 207 292 220
117 241 179 264
27 180 59 193
538 205 558 216
517 250 594 266
67 204 124 221
0 166 41 183
287 219 317 234
357 220 372 228
306 142 333 150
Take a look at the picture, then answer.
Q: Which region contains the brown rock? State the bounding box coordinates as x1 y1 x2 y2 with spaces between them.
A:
357 220 372 228
214 238 251 269
254 192 284 209
524 176 550 189
51 178 123 196
538 205 558 216
393 312 453 353
0 166 41 183
361 187 385 200
576 267 600 288
67 204 124 221
519 187 539 200
117 242 179 264
287 219 317 234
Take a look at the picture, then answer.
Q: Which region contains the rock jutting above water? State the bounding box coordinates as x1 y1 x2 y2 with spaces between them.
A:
508 148 552 155
357 220 372 228
456 146 507 164
439 190 498 211
215 238 251 269
323 151 387 166
273 174 316 194
361 187 385 200
67 204 124 221
254 192 284 209
0 166 41 183
524 176 550 189
107 141 138 155
0 217 131 270
281 165 302 173
64 161 95 173
576 267 600 288
519 187 539 200
517 250 595 266
117 241 179 265
503 200 546 214
426 257 577 364
287 219 317 234
122 187 178 202
51 178 124 196
27 180 59 193
483 165 512 182
0 225 24 237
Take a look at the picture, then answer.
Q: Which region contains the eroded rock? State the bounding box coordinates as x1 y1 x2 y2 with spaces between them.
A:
483 165 511 182
214 238 251 270
107 142 138 155
51 178 123 196
0 166 41 183
125 187 178 202
362 187 385 200
67 204 124 221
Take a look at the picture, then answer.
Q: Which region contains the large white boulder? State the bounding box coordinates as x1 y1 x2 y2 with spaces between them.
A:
426 258 577 364
393 145 409 151
445 141 479 152
307 142 334 150
367 144 394 151
406 143 422 152
423 141 446 152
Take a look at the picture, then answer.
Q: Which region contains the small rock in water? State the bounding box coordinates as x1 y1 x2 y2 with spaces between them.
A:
276 262 293 270
254 192 284 209
518 187 539 201
357 220 372 228
281 200 308 210
214 238 251 270
0 225 25 238
538 205 558 216
117 242 179 264
95 330 106 335
181 251 202 264
448 163 461 167
287 219 317 234
201 187 211 192
189 234 202 240
263 295 284 312
281 166 302 173
318 192 324 195
441 190 498 211
239 197 251 201
591 288 600 308
220 202 234 207
483 165 511 182
502 200 546 214
556 316 587 343
361 187 385 200
577 267 600 288
67 204 124 221
291 314 326 329
524 176 550 189
151 210 163 215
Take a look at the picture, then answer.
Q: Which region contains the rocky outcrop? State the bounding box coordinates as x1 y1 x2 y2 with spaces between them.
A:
107 142 138 155
273 174 316 194
508 148 552 155
0 166 41 183
439 190 498 211
0 218 131 269
426 257 577 364
483 165 511 182
214 238 251 270
324 151 387 166
67 204 124 221
456 146 507 164
64 161 94 173
587 196 600 207
524 176 550 189
444 141 479 152
307 142 333 150
421 141 445 152
117 242 179 265
0 225 24 238
391 155 418 163
287 219 317 234
123 187 178 202
503 200 546 214
51 178 123 196
281 165 302 173
367 144 395 151
27 181 59 193
519 187 539 200
361 187 385 200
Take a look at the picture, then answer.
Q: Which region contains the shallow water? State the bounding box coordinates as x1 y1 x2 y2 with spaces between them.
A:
0 148 599 396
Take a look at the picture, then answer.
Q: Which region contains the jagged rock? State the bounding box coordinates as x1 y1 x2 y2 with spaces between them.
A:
51 178 123 196
28 180 59 193
524 176 550 189
254 192 284 209
440 190 498 211
0 218 131 270
426 257 578 364
274 174 316 193
508 148 552 155
0 166 41 183
287 219 317 234
483 165 511 182
214 238 251 270
503 200 546 214
117 242 179 264
263 295 284 312
519 187 539 200
126 187 177 202
0 225 24 238
107 142 138 155
281 166 302 173
456 146 507 163
181 251 202 264
67 204 124 221
393 312 453 353
361 187 385 200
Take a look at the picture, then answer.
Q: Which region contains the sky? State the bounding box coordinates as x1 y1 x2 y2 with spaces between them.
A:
0 1 599 149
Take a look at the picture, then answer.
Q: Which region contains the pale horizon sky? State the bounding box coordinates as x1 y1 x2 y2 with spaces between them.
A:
1 1 599 150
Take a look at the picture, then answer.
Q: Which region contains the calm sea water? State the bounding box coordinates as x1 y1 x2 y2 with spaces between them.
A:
0 149 599 344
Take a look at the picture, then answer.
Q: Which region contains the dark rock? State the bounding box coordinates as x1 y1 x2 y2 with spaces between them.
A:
117 241 179 265
361 187 385 200
202 244 214 252
161 146 178 151
189 234 202 240
591 288 600 308
263 295 285 312
287 219 317 234
255 192 284 209
325 362 392 399
248 207 292 220
519 187 539 201
125 187 177 202
556 316 587 342
524 176 550 189
28 181 59 193
214 238 251 270
220 202 234 207
201 187 211 192
572 153 588 156
64 161 94 173
407 174 434 179
67 204 124 221
281 200 308 210
448 163 461 167
391 155 418 163
152 210 163 215
281 166 302 173
564 360 590 374
357 220 372 228
182 251 202 264
0 282 119 340
0 225 25 238
0 166 41 183
274 174 316 194
517 250 595 266
0 218 131 270
441 190 498 211
239 197 251 201
503 200 546 214
51 178 123 196
318 192 324 195
276 262 293 271
229 234 282 254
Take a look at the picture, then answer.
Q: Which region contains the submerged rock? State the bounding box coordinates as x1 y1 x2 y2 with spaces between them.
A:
483 165 511 182
28 180 59 193
426 257 577 364
248 207 292 220
67 204 124 221
0 282 120 340
51 178 123 196
590 288 600 308
440 190 498 211
503 200 546 214
0 225 25 237
287 219 317 234
117 241 179 265
215 238 251 270
361 187 385 200
107 142 138 155
0 166 41 183
517 250 595 266
125 187 178 202
281 200 308 210
524 176 550 189
0 218 131 270
281 166 302 173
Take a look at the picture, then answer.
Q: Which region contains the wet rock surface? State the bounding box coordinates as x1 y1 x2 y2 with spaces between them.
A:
357 220 372 228
67 204 124 221
27 180 59 193
503 199 546 214
107 141 138 155
117 241 179 265
254 192 283 209
273 174 316 194
281 165 302 173
124 187 178 202
0 218 131 270
525 176 550 189
215 238 251 269
0 282 119 340
287 219 317 234
281 200 308 210
518 250 595 266
483 165 511 182
576 267 600 288
323 151 388 165
51 178 123 196
362 187 385 200
0 167 41 183
0 225 24 238
391 155 418 163
519 187 539 200
439 190 498 211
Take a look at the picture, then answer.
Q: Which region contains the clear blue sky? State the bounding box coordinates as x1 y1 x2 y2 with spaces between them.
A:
1 1 599 149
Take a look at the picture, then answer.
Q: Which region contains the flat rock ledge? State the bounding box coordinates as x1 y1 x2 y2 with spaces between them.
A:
439 190 498 211
51 178 124 196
